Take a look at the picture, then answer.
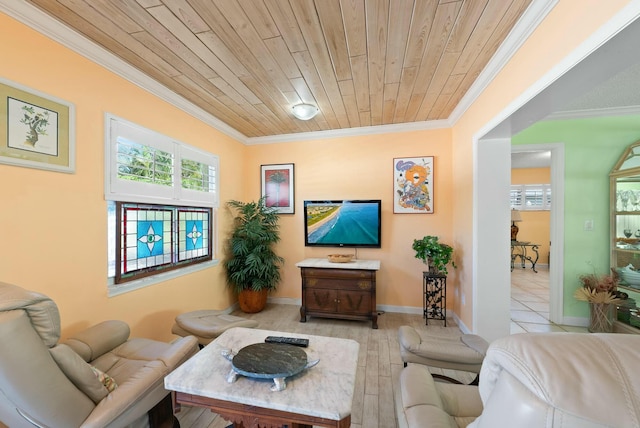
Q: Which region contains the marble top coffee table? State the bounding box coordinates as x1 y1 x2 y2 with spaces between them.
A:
165 327 359 428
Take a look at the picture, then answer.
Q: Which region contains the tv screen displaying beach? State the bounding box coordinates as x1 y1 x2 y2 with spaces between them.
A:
306 201 380 246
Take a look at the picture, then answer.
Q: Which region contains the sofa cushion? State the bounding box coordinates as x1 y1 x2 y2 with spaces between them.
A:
49 343 109 404
472 333 640 428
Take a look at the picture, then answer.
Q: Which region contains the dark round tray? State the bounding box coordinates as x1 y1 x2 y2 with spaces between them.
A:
231 342 308 379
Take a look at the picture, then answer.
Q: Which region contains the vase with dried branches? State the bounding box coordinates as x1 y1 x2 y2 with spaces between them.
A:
574 270 622 333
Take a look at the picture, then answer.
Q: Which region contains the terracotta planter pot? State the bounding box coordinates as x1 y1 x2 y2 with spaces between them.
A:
238 288 268 313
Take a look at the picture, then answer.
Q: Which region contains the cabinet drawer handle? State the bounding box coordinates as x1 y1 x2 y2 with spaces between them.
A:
307 279 318 286
358 281 370 290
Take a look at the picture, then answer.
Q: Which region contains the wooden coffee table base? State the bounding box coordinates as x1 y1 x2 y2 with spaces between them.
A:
176 392 351 428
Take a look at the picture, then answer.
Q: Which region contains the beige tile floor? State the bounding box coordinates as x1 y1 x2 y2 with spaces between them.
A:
510 265 588 334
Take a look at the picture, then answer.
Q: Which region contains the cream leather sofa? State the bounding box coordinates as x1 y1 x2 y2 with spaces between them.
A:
0 282 199 428
396 332 640 427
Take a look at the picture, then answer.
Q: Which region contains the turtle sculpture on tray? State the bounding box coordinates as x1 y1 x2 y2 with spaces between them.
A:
221 342 320 391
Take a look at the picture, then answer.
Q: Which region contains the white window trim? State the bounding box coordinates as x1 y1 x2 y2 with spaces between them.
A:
104 113 219 208
510 183 551 211
105 114 220 295
107 259 219 297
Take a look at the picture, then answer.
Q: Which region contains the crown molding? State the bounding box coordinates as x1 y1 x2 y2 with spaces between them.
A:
245 118 451 145
545 105 640 121
0 0 248 144
448 0 558 124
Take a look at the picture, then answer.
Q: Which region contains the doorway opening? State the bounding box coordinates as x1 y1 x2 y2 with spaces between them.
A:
510 145 564 328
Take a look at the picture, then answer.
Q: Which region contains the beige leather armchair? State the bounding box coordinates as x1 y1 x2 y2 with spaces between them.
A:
0 282 198 428
396 332 640 428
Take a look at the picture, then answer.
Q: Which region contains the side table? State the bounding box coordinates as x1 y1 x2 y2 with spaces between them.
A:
423 272 446 326
510 241 539 273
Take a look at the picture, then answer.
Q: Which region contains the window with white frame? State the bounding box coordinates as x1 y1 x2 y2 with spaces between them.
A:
105 114 219 294
510 184 551 210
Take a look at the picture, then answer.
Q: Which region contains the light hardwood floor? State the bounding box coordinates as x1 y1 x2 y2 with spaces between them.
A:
174 303 474 428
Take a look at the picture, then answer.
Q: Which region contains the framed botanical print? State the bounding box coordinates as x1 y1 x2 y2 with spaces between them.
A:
0 78 75 173
261 163 295 214
393 156 434 213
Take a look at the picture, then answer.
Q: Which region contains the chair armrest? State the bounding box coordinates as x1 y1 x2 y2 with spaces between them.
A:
64 320 130 362
155 336 199 370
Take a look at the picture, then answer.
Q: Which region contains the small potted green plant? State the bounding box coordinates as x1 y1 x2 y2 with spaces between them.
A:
412 235 456 275
224 197 284 313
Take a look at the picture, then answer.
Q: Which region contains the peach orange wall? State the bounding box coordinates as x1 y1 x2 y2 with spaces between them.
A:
0 13 246 341
244 130 455 310
512 168 551 264
452 1 630 330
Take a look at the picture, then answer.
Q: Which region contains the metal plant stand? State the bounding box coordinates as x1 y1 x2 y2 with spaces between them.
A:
423 272 447 326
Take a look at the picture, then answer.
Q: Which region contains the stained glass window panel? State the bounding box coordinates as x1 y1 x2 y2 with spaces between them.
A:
178 209 210 261
114 202 213 284
122 206 173 274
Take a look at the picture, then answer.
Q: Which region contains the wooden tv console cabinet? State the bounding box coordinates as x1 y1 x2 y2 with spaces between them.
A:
296 258 380 329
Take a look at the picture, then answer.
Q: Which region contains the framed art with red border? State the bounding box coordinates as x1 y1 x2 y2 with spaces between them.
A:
261 163 295 214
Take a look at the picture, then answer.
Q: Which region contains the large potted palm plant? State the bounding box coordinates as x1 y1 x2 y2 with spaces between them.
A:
224 197 284 313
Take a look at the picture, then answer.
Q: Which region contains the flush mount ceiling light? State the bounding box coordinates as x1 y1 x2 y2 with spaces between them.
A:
291 103 319 120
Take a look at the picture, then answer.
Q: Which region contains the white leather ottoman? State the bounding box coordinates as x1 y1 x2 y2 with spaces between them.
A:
398 325 488 384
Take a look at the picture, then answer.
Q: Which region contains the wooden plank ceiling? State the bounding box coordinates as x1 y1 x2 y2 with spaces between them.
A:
27 0 533 138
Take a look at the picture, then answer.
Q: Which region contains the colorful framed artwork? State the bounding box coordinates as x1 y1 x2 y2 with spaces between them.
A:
261 163 295 214
0 78 75 173
393 156 434 214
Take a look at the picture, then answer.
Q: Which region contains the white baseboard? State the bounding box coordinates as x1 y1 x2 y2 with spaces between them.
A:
267 299 433 317
375 304 422 315
267 297 301 306
453 313 471 334
264 299 472 329
561 316 589 327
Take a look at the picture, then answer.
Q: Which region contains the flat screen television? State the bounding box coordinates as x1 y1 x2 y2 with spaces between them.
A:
303 200 381 248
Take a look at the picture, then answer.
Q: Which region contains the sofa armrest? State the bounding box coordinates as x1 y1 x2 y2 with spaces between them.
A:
64 320 130 362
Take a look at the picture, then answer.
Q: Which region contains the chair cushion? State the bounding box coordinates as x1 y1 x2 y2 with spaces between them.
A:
399 364 479 428
91 366 118 392
50 344 109 403
0 282 61 347
0 310 94 427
